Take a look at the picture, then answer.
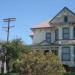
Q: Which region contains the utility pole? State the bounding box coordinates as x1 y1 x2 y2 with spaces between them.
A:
2 18 16 73
3 18 16 43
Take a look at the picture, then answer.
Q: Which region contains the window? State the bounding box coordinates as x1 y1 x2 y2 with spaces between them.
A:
74 47 75 61
52 50 58 55
64 16 68 22
46 33 51 43
73 27 75 38
51 47 58 55
63 28 70 39
55 29 59 41
62 47 70 61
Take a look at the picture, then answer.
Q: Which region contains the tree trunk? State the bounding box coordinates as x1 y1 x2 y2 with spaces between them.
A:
6 59 10 73
1 60 4 74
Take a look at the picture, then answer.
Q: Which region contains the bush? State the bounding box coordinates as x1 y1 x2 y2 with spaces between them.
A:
15 51 65 75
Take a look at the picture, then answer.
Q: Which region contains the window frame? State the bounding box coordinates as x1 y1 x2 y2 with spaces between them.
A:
62 47 70 61
64 16 68 22
74 47 75 61
46 33 51 43
55 29 59 41
73 27 75 38
62 27 70 40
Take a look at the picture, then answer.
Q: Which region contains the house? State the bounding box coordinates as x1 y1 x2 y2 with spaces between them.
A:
30 7 75 68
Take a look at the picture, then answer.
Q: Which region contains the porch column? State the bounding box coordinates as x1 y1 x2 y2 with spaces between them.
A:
4 61 7 74
70 26 73 39
71 46 74 67
58 27 62 44
58 46 62 62
58 26 62 40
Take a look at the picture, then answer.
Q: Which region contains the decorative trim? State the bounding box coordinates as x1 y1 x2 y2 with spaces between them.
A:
49 7 75 24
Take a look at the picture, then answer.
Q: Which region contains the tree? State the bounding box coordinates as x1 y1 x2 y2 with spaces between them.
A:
2 39 31 73
15 51 65 75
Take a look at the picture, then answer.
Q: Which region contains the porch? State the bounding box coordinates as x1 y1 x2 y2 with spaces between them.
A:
32 45 59 55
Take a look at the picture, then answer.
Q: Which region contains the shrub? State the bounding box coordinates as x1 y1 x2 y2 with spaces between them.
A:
15 51 65 75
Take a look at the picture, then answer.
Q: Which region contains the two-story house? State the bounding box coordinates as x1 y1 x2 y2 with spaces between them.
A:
30 7 75 68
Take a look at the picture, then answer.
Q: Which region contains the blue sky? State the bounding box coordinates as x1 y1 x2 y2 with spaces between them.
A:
0 0 75 44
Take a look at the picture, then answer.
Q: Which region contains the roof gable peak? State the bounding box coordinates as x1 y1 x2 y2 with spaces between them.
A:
62 7 75 14
50 7 75 23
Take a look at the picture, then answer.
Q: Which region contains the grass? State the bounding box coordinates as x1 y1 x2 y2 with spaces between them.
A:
64 72 75 75
8 73 18 75
0 73 18 75
0 72 75 75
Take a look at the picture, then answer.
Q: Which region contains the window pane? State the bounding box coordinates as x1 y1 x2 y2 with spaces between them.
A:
55 29 59 40
62 47 70 61
74 47 75 61
63 28 69 33
63 28 69 39
64 16 68 22
62 47 70 53
62 54 70 61
74 56 75 61
74 47 75 54
73 27 75 38
46 33 51 43
63 34 69 39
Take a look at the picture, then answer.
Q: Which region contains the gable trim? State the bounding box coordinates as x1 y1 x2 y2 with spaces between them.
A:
49 7 75 23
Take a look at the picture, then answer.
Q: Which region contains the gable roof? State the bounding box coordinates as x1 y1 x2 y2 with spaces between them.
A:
31 20 52 29
49 7 75 23
31 7 75 29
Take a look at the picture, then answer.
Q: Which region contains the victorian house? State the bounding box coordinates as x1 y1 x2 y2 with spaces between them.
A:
30 7 75 68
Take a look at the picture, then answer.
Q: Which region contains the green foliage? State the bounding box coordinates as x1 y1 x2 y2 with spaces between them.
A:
15 51 65 75
2 39 31 61
1 39 31 73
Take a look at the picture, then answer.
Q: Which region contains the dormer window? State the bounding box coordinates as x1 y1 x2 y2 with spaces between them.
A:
64 16 68 22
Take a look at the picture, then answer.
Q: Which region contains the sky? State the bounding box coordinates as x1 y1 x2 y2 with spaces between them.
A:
0 0 75 44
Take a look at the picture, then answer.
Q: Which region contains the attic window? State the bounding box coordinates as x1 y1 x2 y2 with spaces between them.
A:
64 16 68 22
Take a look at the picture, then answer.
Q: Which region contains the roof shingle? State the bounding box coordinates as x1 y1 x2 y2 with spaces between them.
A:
31 20 52 29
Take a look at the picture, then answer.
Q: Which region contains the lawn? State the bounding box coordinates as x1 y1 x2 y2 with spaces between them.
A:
0 72 75 75
64 72 75 75
0 73 18 75
8 73 18 75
